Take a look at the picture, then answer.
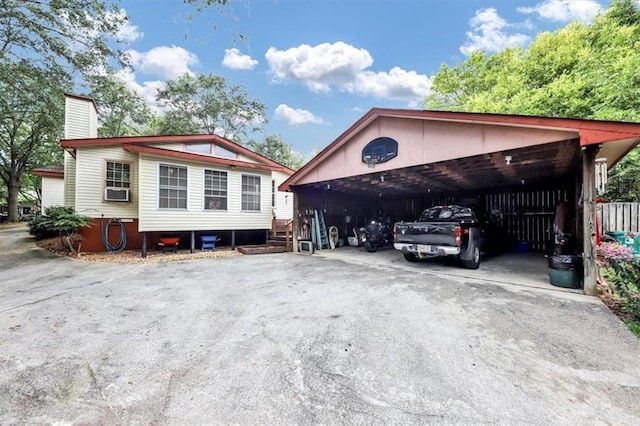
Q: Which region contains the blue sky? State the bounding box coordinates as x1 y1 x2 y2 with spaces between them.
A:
111 0 612 159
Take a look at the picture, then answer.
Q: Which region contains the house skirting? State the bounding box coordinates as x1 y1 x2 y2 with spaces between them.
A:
79 218 144 252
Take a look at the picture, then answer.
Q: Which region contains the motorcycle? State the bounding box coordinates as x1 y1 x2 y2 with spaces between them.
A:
359 220 394 252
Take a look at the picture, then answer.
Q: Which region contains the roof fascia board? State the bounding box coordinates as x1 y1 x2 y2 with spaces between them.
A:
31 170 64 178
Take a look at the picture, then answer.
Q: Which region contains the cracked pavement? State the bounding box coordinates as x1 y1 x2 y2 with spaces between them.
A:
1 227 639 424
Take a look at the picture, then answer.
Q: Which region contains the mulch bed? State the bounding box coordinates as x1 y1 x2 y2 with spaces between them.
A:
36 237 291 263
36 236 241 264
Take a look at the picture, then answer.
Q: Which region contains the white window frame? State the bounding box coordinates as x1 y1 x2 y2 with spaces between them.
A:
203 169 228 211
241 174 261 212
185 143 212 154
271 180 276 208
214 145 237 159
104 160 132 202
158 163 188 210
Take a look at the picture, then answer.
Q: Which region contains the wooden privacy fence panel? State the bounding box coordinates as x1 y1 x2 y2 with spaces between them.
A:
485 190 568 252
597 203 640 234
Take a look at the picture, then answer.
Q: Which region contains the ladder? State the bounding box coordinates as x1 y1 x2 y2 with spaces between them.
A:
314 209 329 250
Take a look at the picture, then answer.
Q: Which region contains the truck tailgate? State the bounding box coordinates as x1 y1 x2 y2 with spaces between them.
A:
396 222 458 246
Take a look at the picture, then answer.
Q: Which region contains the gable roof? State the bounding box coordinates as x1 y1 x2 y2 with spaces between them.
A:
61 134 295 174
281 108 640 191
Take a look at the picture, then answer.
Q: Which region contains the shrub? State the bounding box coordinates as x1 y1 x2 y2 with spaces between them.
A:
27 206 74 240
598 242 640 321
28 206 91 254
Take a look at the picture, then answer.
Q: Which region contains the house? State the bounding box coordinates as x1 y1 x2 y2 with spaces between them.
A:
31 165 65 212
280 108 640 295
59 94 295 253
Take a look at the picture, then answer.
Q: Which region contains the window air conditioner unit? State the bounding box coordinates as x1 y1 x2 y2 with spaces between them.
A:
105 187 130 202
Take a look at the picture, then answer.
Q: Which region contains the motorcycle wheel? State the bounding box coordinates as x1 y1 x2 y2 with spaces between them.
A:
364 241 377 252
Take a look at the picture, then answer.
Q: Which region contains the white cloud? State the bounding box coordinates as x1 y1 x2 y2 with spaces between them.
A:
265 41 431 104
222 48 258 70
266 42 374 93
108 9 143 43
114 69 165 112
351 106 363 112
274 104 325 126
127 46 198 80
346 67 431 103
518 0 602 22
460 8 530 56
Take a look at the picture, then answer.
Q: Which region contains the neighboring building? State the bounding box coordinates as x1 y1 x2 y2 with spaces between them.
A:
58 94 295 252
31 165 65 212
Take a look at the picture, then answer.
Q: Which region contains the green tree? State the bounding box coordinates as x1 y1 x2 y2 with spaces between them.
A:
155 73 266 143
0 62 65 222
425 0 640 200
0 0 129 221
87 73 155 138
605 147 640 202
426 0 640 121
248 135 304 170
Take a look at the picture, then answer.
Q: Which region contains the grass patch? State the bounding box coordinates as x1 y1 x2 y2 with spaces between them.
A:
625 320 640 338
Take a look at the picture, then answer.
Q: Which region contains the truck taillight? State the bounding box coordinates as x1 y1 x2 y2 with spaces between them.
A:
455 225 462 245
393 224 397 237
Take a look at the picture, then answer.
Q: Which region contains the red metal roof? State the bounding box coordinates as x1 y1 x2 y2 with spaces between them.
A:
61 133 294 174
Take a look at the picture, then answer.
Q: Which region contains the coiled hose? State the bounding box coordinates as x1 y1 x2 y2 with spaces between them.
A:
101 217 127 252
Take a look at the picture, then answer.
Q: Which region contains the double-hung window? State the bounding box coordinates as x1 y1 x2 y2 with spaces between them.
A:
241 175 261 212
159 164 187 209
204 170 228 210
106 161 131 189
104 161 131 202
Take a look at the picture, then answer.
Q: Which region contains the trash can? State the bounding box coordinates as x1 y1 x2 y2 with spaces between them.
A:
605 231 626 244
548 255 581 289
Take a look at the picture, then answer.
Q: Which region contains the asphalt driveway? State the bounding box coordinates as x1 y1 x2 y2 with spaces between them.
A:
1 227 639 424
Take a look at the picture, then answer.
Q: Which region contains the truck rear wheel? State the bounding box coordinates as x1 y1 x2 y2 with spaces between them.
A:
461 245 480 269
403 253 418 262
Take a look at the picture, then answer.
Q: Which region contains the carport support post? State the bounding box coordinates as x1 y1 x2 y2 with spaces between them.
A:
190 231 195 253
582 145 598 296
141 232 147 258
292 190 299 253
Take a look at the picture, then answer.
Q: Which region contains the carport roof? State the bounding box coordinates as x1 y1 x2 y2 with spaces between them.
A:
280 108 640 196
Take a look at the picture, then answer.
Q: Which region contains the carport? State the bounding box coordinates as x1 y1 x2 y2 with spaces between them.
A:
280 109 640 295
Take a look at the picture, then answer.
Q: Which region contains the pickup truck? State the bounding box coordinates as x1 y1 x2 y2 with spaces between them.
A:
393 205 482 269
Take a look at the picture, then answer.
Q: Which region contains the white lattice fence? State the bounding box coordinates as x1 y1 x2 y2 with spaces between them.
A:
597 203 640 234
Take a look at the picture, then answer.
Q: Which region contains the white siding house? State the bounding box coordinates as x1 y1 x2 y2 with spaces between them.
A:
42 177 64 210
57 94 296 252
272 170 294 220
31 166 65 211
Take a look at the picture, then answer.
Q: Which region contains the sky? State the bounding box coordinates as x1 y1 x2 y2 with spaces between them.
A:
111 0 614 160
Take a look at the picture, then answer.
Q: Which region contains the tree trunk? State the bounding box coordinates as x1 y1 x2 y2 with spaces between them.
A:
8 177 21 222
